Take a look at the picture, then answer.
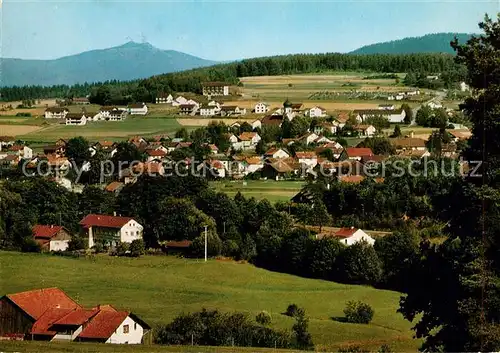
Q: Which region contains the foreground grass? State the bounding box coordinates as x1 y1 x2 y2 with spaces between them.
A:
0 252 418 352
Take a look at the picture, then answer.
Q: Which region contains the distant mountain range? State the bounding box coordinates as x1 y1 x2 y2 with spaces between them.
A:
0 42 217 87
350 33 474 55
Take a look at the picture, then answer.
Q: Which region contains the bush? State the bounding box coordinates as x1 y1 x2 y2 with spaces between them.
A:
92 243 104 254
285 303 300 317
222 239 239 257
68 236 85 251
343 301 374 324
21 237 41 253
255 311 272 326
114 242 130 256
129 239 145 257
16 112 32 117
292 307 314 350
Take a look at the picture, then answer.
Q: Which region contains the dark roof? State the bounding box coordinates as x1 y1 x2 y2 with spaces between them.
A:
45 107 68 113
65 113 85 119
202 81 230 87
261 115 283 126
128 103 146 109
166 240 193 248
354 109 403 116
79 214 134 229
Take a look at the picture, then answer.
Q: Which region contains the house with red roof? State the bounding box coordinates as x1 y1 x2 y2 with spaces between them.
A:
264 147 290 159
0 288 151 344
79 214 143 249
322 227 375 246
32 225 71 252
343 147 374 161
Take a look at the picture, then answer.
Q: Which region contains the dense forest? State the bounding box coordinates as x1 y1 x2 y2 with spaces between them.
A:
350 33 473 55
1 52 463 103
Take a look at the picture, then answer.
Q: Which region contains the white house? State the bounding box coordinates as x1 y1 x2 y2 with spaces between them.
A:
32 225 71 252
85 112 103 121
172 96 188 106
65 113 87 126
298 132 320 145
80 312 148 344
355 124 376 137
251 119 262 130
199 106 219 116
355 109 406 124
427 101 443 109
45 107 69 119
8 144 33 159
127 103 148 115
202 82 230 96
254 102 270 114
307 106 327 118
378 104 395 111
264 148 290 159
295 152 318 168
331 227 375 246
156 94 173 104
228 134 239 144
79 214 143 248
234 132 261 150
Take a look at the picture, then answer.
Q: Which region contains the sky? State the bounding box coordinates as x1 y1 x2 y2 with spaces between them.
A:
1 0 498 61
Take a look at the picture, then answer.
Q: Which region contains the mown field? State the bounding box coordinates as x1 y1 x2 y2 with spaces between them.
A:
0 252 419 352
5 116 184 143
210 180 304 203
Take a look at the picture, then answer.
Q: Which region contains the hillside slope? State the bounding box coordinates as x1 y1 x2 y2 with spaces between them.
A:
0 42 217 86
350 33 473 55
0 252 418 351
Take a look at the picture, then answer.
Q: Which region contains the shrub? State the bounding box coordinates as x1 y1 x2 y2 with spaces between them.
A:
68 236 85 251
92 243 104 254
343 301 374 324
285 303 299 317
222 239 239 258
114 242 130 256
21 237 41 253
255 311 272 326
338 345 370 353
129 239 145 257
16 112 32 117
292 307 314 350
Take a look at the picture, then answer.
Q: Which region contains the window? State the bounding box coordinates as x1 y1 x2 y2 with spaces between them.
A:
134 323 137 330
125 231 128 236
123 325 129 334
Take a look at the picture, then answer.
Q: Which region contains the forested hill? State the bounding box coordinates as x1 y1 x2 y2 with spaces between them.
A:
350 33 473 55
1 52 463 102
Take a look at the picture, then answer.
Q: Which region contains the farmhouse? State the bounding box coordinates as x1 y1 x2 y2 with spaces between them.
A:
202 82 230 96
324 227 375 246
79 214 143 249
307 106 327 118
0 288 151 344
378 104 395 110
390 137 427 151
8 145 33 159
156 93 173 104
220 106 246 117
354 124 376 137
127 103 148 115
261 114 283 127
232 132 261 151
108 110 126 121
254 102 270 114
199 106 219 116
179 104 198 116
344 147 374 161
65 113 87 126
32 225 71 252
354 109 406 123
264 148 290 159
45 107 69 119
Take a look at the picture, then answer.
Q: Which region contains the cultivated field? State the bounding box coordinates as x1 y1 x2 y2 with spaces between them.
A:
210 180 304 203
12 117 184 142
0 252 419 352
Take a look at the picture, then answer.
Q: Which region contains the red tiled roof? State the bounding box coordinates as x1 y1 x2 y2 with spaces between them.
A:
146 149 167 157
32 225 63 239
335 227 358 238
339 175 365 183
6 288 80 320
9 145 25 152
104 181 124 192
77 310 129 340
79 214 133 229
53 308 99 326
346 147 373 157
295 152 317 159
31 308 75 335
239 132 257 141
166 240 193 248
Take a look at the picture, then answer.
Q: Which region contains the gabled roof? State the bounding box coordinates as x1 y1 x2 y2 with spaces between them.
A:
99 106 118 112
5 288 80 320
339 175 365 183
77 310 129 340
166 240 192 248
45 107 68 113
245 157 262 165
31 308 75 335
346 147 374 157
146 149 167 157
53 308 100 326
261 115 283 126
32 225 64 239
79 214 134 229
9 144 26 152
239 132 258 141
295 151 317 159
335 227 359 238
390 138 426 148
104 181 124 192
128 102 146 109
0 136 15 142
65 113 85 119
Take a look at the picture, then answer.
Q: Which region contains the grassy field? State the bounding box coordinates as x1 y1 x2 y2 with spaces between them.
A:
210 180 304 203
14 117 183 142
0 252 419 352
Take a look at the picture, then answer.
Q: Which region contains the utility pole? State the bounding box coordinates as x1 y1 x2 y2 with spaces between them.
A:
204 225 208 262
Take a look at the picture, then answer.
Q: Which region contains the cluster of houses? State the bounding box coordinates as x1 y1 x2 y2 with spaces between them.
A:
387 89 420 101
44 103 148 126
0 287 151 344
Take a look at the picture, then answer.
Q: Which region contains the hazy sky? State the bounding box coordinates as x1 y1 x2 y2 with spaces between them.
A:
1 0 498 61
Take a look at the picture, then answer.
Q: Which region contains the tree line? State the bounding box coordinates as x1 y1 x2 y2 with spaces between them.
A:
1 52 463 103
